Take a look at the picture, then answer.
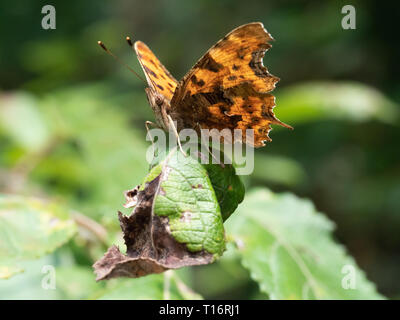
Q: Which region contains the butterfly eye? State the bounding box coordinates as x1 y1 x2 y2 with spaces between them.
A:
155 96 163 106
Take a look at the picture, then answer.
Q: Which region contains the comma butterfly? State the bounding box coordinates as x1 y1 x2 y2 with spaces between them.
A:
134 22 292 147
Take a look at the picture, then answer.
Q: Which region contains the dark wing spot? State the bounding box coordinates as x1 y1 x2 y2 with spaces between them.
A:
228 75 237 81
190 75 205 87
156 84 164 91
196 87 234 106
190 75 197 84
228 114 243 126
143 66 158 79
197 53 224 72
237 47 246 60
251 116 260 124
232 64 240 70
261 104 274 118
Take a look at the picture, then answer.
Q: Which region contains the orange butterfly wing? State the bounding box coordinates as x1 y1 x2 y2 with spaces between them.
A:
134 41 178 101
170 22 292 147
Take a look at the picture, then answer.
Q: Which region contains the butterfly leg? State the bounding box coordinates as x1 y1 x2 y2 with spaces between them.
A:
145 120 158 150
167 114 187 157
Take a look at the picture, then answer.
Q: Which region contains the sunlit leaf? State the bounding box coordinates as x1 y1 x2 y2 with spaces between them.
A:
150 146 245 222
0 195 77 279
143 148 226 256
226 189 384 299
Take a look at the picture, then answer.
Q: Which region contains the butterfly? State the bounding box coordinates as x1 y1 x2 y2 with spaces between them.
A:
134 22 292 147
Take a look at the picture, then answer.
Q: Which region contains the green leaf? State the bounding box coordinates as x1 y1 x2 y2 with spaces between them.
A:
99 272 202 300
0 92 50 152
277 81 399 125
190 242 255 299
226 189 384 299
55 266 105 299
149 145 245 222
0 195 77 279
94 147 227 280
203 160 245 222
0 256 103 299
148 148 226 256
0 256 60 299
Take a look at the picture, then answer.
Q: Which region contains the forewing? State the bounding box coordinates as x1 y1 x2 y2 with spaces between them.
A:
135 41 178 101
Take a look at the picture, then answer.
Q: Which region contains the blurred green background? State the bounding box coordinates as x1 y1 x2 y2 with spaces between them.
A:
0 0 399 299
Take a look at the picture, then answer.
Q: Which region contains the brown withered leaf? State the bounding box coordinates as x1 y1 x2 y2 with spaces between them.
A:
93 174 214 281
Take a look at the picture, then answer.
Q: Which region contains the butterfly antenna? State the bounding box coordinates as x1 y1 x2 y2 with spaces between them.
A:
126 36 134 47
97 40 147 84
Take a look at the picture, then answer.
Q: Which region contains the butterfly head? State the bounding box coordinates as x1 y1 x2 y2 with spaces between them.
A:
144 87 171 131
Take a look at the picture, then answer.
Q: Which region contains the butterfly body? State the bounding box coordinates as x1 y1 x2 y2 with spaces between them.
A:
134 22 292 147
